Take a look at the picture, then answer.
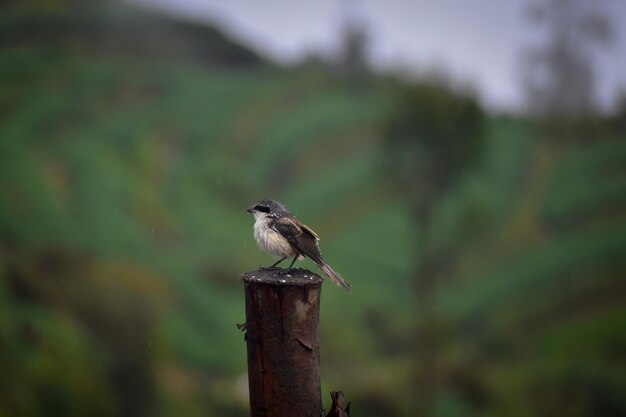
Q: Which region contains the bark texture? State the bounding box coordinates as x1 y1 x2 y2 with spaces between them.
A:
242 267 323 417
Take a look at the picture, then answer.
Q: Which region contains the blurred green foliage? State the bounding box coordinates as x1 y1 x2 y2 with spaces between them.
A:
0 2 625 417
383 82 485 205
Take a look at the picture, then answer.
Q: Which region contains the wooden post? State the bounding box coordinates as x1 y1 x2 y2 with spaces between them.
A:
242 267 323 417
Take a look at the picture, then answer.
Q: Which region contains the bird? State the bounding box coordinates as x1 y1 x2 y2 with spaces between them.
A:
246 199 352 290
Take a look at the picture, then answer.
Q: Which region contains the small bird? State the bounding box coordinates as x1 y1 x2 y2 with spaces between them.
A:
246 199 351 290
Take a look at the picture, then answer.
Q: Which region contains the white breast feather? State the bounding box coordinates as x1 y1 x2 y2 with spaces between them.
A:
253 216 297 259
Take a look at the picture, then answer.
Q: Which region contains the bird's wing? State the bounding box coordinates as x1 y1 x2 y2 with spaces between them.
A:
301 223 319 241
270 216 322 262
271 216 352 290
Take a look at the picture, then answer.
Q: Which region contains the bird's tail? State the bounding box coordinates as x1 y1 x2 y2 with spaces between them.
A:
318 261 352 291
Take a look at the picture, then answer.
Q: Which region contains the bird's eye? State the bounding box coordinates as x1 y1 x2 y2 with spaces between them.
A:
254 205 270 213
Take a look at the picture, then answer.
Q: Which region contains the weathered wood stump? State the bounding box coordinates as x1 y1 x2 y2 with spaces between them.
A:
242 267 323 417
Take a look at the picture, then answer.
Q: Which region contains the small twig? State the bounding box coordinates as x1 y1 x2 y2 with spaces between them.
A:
236 322 247 340
325 391 351 417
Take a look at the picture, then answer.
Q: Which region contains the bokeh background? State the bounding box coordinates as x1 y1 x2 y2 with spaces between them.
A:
1 0 625 416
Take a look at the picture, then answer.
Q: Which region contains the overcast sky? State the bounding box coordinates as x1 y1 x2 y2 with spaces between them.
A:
131 0 626 112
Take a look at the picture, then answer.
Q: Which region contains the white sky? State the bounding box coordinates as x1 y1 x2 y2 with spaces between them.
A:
131 0 626 112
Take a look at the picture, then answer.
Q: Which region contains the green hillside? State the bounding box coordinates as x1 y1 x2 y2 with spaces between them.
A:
1 3 625 417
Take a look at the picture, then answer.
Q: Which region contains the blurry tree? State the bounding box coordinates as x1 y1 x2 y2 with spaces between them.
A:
607 91 626 135
382 81 485 416
383 82 485 224
520 0 613 119
336 0 370 82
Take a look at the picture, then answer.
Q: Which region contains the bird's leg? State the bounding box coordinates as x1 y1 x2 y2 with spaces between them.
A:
270 257 286 268
287 255 298 271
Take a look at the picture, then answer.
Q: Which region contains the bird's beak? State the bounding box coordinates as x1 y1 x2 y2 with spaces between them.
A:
246 207 254 213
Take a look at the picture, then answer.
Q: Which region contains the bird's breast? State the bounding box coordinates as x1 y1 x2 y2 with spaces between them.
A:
253 219 296 258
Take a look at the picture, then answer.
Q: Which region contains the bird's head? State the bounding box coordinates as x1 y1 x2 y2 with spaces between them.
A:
246 199 286 219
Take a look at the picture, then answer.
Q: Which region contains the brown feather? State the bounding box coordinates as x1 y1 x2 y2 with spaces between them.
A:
270 216 352 290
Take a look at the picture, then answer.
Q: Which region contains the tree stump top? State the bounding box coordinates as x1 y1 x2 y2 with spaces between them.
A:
242 267 323 287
